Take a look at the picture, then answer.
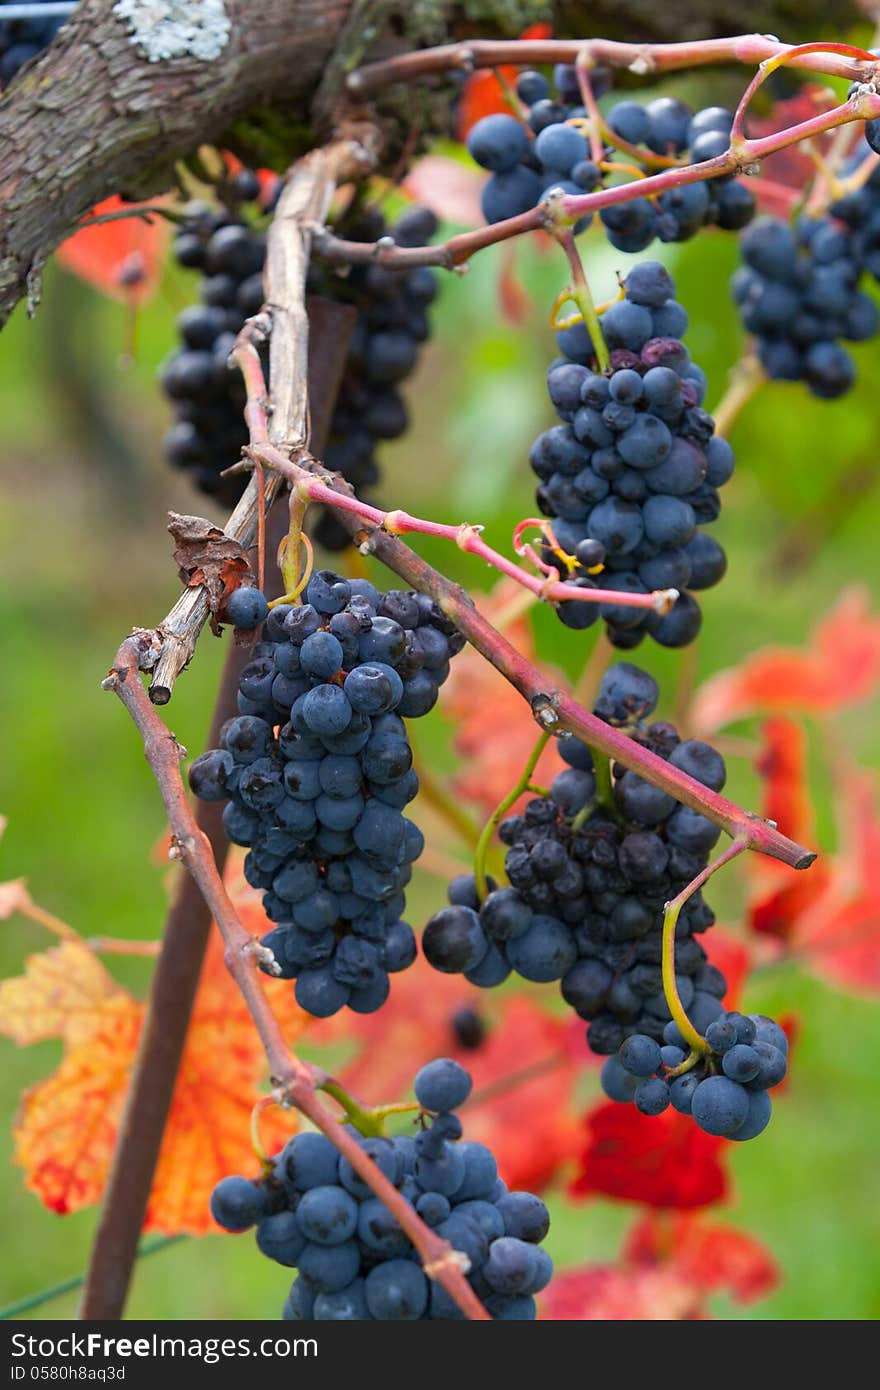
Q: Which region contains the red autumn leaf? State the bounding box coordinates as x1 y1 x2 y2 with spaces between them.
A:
747 729 880 990
692 588 880 733
786 764 880 993
308 954 581 1192
625 1211 780 1305
440 578 564 813
56 196 171 304
540 1264 704 1320
457 24 553 137
570 1100 729 1210
402 156 484 228
757 716 815 845
746 87 838 206
703 928 752 1008
749 719 830 942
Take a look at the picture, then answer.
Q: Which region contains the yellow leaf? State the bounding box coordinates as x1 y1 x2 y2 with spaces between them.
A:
0 940 129 1049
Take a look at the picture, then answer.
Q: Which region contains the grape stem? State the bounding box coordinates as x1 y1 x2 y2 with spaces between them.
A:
312 88 880 275
473 732 552 901
242 431 675 616
555 229 610 373
102 637 490 1321
660 836 749 1053
318 1078 420 1137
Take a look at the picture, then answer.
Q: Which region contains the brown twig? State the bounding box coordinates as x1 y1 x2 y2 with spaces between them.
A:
102 638 489 1320
79 637 259 1319
147 139 368 706
347 35 880 96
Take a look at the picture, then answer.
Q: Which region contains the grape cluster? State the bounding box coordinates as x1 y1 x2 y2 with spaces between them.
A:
423 662 729 1056
532 261 733 649
209 1059 553 1319
466 66 754 248
732 211 878 399
189 571 464 1017
162 190 437 527
0 1 66 87
601 1009 789 1142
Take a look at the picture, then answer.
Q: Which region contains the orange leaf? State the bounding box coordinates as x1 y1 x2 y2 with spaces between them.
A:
11 895 308 1232
146 926 306 1232
15 1008 142 1215
0 940 129 1049
692 588 880 732
625 1211 780 1305
440 579 565 812
57 196 171 304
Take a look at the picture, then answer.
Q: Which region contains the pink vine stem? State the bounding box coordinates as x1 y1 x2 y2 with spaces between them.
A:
255 444 675 615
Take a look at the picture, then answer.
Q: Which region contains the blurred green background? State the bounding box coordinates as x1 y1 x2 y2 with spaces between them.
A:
1 124 879 1320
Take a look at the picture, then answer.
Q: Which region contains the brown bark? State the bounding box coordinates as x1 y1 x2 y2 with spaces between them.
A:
0 0 352 326
0 0 860 330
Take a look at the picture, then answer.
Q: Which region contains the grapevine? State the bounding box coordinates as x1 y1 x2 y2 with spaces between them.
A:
1 8 879 1328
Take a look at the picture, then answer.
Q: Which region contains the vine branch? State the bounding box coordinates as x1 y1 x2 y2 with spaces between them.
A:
348 34 880 95
102 638 489 1321
147 138 369 706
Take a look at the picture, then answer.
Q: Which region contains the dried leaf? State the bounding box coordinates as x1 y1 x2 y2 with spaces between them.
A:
15 1009 142 1214
168 512 250 614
